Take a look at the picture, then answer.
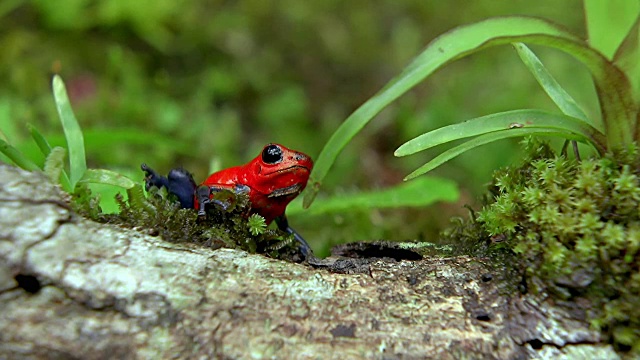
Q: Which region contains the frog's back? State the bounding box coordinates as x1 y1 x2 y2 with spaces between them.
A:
201 165 243 188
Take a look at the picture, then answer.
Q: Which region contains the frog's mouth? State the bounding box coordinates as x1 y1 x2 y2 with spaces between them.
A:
268 183 303 198
263 165 310 176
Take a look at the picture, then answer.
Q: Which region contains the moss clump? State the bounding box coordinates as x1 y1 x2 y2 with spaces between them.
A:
82 184 302 261
473 138 640 354
71 184 104 220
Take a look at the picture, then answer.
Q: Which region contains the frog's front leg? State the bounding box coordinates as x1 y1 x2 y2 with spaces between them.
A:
275 215 312 258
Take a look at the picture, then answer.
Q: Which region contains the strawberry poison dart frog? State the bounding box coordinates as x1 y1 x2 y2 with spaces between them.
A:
141 144 313 256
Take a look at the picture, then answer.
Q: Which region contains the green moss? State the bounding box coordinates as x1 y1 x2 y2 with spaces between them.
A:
453 138 640 354
76 184 302 261
72 184 104 220
247 214 268 236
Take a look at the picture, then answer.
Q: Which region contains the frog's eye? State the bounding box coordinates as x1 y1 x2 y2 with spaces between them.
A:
262 144 283 164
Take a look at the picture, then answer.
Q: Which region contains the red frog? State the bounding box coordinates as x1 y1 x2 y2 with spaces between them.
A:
141 143 313 256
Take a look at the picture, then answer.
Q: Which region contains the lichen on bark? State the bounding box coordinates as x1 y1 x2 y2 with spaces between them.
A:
0 164 620 359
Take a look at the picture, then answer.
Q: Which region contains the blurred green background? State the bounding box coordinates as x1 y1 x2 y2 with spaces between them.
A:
0 0 594 255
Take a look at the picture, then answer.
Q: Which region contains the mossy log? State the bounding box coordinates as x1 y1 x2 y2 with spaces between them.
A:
0 165 619 359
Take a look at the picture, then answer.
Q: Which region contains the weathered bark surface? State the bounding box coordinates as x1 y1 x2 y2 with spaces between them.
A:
0 165 620 359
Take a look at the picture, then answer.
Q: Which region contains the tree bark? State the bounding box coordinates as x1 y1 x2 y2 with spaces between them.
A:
0 165 619 359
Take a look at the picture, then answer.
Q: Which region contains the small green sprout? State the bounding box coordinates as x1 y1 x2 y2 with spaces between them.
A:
247 214 267 236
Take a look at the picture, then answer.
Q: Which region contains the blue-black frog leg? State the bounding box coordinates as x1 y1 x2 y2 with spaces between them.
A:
275 215 312 258
141 164 196 209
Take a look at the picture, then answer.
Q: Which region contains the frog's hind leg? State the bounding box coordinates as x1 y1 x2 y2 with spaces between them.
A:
166 168 197 208
141 164 197 209
141 163 169 190
275 215 312 258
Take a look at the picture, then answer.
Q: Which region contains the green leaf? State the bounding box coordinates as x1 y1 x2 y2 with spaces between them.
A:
291 176 458 216
613 15 640 102
52 75 87 190
395 109 605 157
585 0 639 60
403 128 588 181
0 138 41 171
513 43 594 127
44 128 192 156
78 168 136 189
0 0 24 18
28 124 73 191
304 15 636 207
44 146 66 185
28 123 53 155
127 184 156 216
0 97 18 142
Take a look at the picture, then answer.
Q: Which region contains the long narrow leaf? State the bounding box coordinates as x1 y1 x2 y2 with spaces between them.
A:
613 15 640 104
395 109 605 157
513 43 594 127
0 97 18 142
0 138 40 171
53 75 86 190
28 124 53 155
288 176 458 216
404 128 589 181
0 0 24 18
44 147 66 186
304 15 635 207
78 169 136 189
28 124 73 191
44 129 191 156
585 0 639 60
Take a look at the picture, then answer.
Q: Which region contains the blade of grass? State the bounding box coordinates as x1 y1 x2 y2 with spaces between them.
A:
44 129 192 156
78 169 136 189
395 109 605 157
513 43 594 128
44 147 66 186
404 128 589 181
613 15 640 104
0 97 18 142
288 176 458 216
53 75 86 190
585 0 639 60
28 123 53 155
0 138 41 171
28 124 73 191
304 15 635 207
0 0 24 18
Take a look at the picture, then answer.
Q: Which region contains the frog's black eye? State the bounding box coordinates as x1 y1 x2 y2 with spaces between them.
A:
262 144 283 164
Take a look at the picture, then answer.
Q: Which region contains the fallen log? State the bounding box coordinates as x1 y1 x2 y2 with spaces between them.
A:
0 165 618 359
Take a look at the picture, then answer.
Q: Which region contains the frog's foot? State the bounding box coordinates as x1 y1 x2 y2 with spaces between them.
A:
275 215 312 259
141 163 169 191
287 227 312 259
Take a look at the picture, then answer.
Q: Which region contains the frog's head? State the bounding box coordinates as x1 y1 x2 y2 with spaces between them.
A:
247 143 313 198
